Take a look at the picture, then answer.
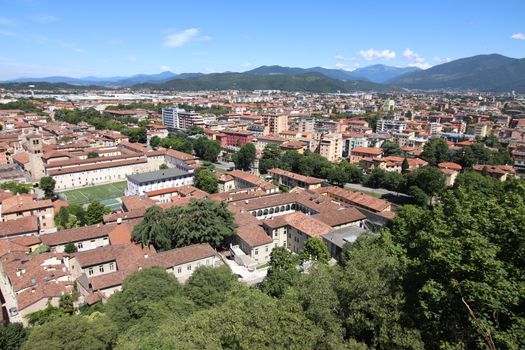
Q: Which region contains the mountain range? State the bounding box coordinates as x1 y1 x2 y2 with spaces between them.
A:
3 71 204 87
388 54 525 92
2 54 524 92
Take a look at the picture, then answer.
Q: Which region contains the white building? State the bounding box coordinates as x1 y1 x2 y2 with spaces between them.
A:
125 167 194 196
376 119 407 133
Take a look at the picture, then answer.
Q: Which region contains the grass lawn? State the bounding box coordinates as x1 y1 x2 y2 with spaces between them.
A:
59 181 127 206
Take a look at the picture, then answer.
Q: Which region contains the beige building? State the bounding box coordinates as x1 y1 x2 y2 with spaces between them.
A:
317 133 343 162
1 195 55 233
262 114 288 134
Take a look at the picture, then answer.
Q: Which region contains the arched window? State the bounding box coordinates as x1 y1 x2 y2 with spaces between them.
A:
286 204 290 211
269 208 274 214
263 209 269 215
281 205 285 211
258 210 263 216
275 207 280 213
291 204 296 210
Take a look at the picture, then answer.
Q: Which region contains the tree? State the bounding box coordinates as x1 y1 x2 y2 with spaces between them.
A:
123 127 147 143
106 267 183 329
381 140 402 156
32 244 50 254
261 247 300 298
167 199 236 249
327 161 362 186
299 237 330 263
421 138 449 166
384 186 525 349
401 158 410 174
22 314 117 350
64 242 78 253
185 126 204 136
259 144 283 174
132 200 236 251
39 176 56 198
85 202 109 225
0 322 27 350
0 181 31 194
159 163 169 170
87 151 99 159
184 266 238 308
233 142 256 171
338 236 424 349
131 206 172 251
364 168 387 188
149 135 161 149
192 137 221 162
194 168 218 194
405 166 446 198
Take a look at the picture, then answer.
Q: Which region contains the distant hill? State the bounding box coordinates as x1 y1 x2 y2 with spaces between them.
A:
0 82 101 90
389 54 525 92
2 71 203 88
246 64 419 82
136 72 390 92
350 65 421 83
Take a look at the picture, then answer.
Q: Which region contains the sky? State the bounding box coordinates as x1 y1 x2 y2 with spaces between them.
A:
0 0 524 79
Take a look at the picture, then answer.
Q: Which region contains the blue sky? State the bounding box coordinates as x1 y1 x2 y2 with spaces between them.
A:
0 0 524 79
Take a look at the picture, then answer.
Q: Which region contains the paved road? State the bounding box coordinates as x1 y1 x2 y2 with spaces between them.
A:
344 183 410 198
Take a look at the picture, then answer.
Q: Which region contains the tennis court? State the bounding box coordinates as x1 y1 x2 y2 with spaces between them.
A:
59 181 127 206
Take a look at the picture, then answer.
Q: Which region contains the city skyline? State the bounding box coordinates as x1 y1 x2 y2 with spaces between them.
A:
0 0 524 79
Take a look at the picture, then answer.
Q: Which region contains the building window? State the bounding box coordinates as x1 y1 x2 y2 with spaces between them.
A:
177 267 182 273
77 242 83 249
187 264 191 271
254 248 259 255
109 263 114 270
99 266 104 273
88 267 93 275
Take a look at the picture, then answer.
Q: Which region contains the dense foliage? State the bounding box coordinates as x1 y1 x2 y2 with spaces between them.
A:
18 175 525 350
132 199 236 250
0 181 31 194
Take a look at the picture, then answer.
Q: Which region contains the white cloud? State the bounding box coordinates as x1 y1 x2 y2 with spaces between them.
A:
359 48 396 61
0 29 15 37
160 65 173 71
107 38 123 45
334 54 345 60
0 17 17 26
241 62 252 68
164 28 200 48
30 14 58 24
127 54 137 62
433 56 452 63
57 40 85 54
403 48 431 69
511 33 525 40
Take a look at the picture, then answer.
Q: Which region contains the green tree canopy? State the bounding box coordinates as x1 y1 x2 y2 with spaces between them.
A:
233 142 256 171
299 237 330 264
85 202 109 225
39 176 56 198
194 168 218 194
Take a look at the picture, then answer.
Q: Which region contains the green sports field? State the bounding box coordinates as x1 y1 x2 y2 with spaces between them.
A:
59 181 127 207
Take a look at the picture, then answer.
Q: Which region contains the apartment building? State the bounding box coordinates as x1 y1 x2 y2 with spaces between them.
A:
376 119 407 133
216 130 254 147
262 114 288 134
161 107 205 131
318 133 343 162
